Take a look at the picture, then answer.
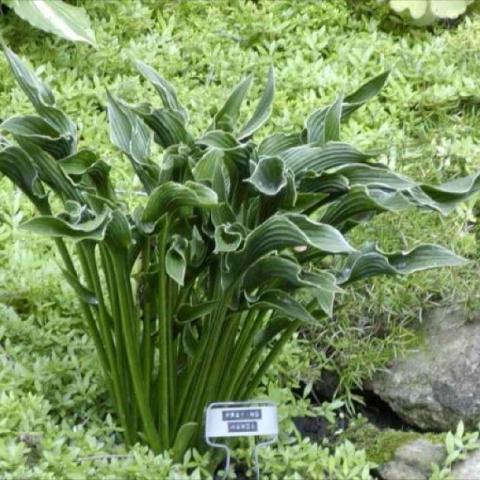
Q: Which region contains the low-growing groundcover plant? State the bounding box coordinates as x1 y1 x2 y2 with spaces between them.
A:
1 46 479 465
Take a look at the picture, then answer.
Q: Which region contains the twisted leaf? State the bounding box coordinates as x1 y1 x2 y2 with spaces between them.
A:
337 244 467 285
245 156 287 196
3 47 76 137
0 145 49 211
142 181 218 231
1 114 74 159
21 209 111 242
135 60 188 121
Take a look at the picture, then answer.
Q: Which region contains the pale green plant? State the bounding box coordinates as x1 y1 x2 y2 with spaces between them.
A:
429 421 480 480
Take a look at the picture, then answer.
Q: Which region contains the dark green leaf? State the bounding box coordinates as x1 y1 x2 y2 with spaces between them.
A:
142 181 218 232
135 60 188 121
281 142 373 177
337 244 467 285
176 302 218 323
245 156 287 196
0 145 49 211
251 290 315 323
238 66 275 139
213 75 252 131
320 186 412 230
214 223 244 253
225 213 354 285
172 422 198 462
4 47 76 136
258 133 302 157
21 209 111 241
134 105 191 148
105 210 132 253
107 92 152 164
244 256 337 316
1 114 74 159
166 237 188 286
321 94 343 145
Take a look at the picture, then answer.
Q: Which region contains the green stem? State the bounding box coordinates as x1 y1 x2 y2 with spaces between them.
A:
78 244 134 445
112 252 161 452
240 321 300 399
156 217 170 448
141 240 154 402
220 309 267 400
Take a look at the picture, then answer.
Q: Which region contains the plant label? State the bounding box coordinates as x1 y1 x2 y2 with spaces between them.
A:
205 401 278 438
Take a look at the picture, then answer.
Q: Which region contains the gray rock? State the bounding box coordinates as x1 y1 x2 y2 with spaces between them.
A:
378 461 426 480
452 450 480 479
379 439 446 480
394 439 446 474
371 306 480 431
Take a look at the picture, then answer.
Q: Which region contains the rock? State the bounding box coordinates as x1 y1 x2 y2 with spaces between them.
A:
371 306 480 431
378 461 426 480
452 450 480 479
378 439 446 480
394 439 446 474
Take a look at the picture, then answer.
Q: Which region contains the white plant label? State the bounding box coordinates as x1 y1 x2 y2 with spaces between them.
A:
205 402 278 438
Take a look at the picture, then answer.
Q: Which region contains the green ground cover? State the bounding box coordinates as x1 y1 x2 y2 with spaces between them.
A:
0 0 479 477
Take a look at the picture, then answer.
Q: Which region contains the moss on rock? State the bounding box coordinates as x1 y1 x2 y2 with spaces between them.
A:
342 418 445 464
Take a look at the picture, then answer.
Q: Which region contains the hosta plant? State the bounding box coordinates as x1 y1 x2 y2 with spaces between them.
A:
1 47 479 460
1 0 96 45
381 0 474 26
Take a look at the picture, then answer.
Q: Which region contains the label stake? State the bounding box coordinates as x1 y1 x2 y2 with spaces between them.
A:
205 401 278 480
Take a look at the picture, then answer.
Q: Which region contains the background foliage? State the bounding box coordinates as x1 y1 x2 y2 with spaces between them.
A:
0 0 479 477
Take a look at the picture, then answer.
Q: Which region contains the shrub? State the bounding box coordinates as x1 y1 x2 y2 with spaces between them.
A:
0 47 478 461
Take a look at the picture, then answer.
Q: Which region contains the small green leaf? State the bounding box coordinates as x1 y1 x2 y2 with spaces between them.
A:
166 237 188 286
306 72 389 143
214 223 244 253
172 422 198 462
343 71 390 109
